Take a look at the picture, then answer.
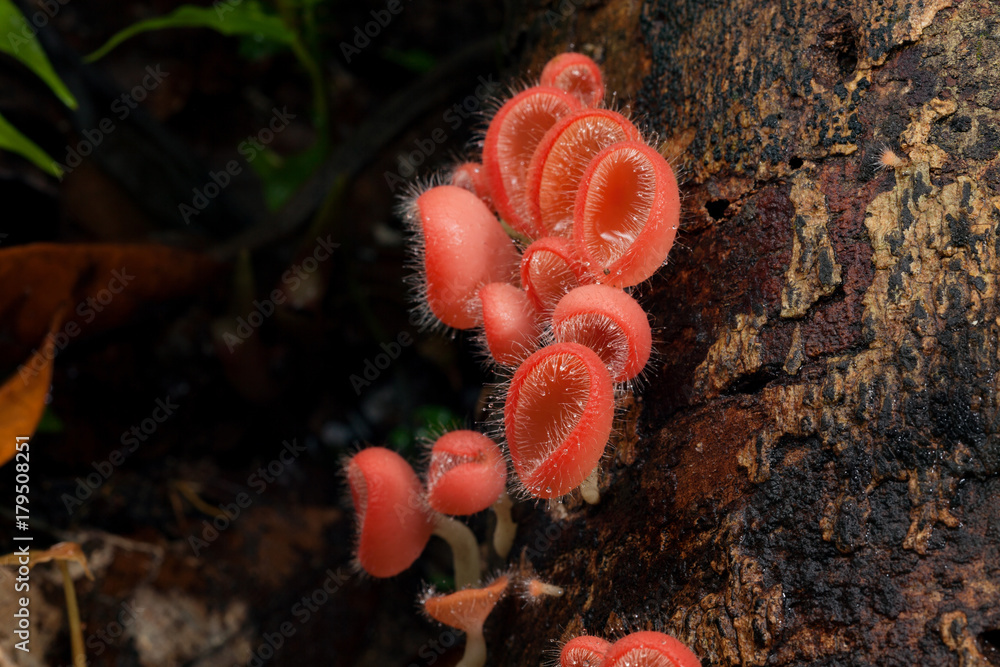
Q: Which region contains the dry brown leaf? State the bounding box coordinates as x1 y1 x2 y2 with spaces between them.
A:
0 312 60 466
0 243 217 365
0 541 94 580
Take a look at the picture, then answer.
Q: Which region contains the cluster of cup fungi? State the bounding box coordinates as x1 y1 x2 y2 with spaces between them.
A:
345 53 700 666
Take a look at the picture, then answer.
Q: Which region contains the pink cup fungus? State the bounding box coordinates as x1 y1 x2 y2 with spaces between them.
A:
427 430 507 515
603 631 702 667
482 86 581 239
345 447 435 578
451 161 493 208
479 282 542 367
552 284 652 383
422 575 510 667
426 430 518 559
410 184 521 329
527 108 641 238
346 446 483 589
560 635 612 667
573 141 680 288
520 237 591 314
504 342 614 500
540 52 605 107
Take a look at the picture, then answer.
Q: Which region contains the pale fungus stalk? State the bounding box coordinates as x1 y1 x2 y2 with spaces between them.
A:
491 492 517 558
579 467 600 505
425 430 509 582
432 514 482 590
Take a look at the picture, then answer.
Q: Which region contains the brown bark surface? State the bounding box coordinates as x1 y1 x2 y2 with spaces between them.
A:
491 0 1000 664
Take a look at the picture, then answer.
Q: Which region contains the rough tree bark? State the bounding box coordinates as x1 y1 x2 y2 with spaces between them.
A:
491 0 1000 665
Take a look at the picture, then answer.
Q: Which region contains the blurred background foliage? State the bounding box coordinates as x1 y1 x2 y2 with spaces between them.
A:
0 0 510 664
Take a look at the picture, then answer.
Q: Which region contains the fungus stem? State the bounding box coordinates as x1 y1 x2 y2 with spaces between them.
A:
433 515 482 590
457 631 487 667
491 493 517 559
580 467 600 505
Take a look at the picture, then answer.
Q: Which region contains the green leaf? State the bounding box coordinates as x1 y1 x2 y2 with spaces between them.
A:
0 0 78 109
381 47 437 74
236 32 288 61
411 405 459 442
248 142 325 211
0 111 62 177
85 1 296 63
37 407 64 434
385 405 460 456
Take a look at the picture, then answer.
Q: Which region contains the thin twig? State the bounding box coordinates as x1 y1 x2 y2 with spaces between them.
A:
58 560 86 667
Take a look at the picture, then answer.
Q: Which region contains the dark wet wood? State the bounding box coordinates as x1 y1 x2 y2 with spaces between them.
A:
491 1 1000 665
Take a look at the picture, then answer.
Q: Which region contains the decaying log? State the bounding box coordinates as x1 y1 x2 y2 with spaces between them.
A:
492 1 1000 664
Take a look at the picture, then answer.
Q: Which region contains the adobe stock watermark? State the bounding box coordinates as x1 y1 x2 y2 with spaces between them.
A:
18 267 135 384
217 235 339 352
407 629 462 667
349 331 413 395
61 394 180 514
348 283 465 396
212 0 249 19
521 519 565 562
57 66 170 177
239 566 352 667
543 0 590 27
383 74 500 192
338 0 409 63
188 438 307 556
50 599 146 666
6 0 72 53
178 106 296 225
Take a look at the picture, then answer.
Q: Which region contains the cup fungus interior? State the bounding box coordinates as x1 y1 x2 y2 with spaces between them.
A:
603 631 702 667
505 343 613 497
524 249 580 312
484 87 580 237
552 284 652 382
554 313 630 380
578 145 656 268
561 635 612 667
451 162 489 204
531 110 640 238
540 53 604 107
608 648 675 667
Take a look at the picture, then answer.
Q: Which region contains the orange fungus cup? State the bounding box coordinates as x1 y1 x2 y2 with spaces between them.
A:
520 236 591 314
540 52 605 107
345 447 434 578
504 342 614 499
423 575 510 667
573 141 681 288
414 185 520 329
603 631 702 667
482 86 581 239
560 635 612 667
552 284 652 383
527 108 641 238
